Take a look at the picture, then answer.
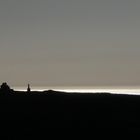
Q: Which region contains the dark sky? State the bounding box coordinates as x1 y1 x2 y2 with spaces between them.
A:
0 0 140 87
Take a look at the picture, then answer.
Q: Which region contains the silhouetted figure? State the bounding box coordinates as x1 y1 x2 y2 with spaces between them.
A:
27 84 31 93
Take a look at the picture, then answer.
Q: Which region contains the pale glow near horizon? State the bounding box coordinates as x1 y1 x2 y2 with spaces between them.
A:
13 86 140 95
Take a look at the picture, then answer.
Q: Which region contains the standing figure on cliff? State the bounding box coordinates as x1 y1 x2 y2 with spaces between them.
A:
27 84 31 93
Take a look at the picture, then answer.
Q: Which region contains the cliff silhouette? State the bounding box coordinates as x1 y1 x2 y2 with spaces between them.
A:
0 82 140 136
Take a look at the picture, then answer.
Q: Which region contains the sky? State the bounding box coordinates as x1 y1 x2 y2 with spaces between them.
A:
0 0 140 87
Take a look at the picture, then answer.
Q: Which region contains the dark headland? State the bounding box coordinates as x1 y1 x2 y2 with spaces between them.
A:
1 83 140 131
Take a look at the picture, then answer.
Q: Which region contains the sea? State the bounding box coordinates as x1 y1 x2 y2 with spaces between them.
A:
13 86 140 95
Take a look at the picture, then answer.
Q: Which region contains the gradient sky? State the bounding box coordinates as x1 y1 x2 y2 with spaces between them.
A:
0 0 140 87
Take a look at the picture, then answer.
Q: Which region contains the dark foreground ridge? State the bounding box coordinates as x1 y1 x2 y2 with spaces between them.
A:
1 83 140 131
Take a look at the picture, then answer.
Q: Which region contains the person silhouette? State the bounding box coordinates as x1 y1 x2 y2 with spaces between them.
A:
27 84 31 92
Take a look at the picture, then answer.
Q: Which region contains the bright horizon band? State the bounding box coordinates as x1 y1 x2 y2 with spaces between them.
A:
12 86 140 95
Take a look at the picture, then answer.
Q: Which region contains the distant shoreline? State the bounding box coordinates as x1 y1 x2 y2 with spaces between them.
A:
12 87 140 95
